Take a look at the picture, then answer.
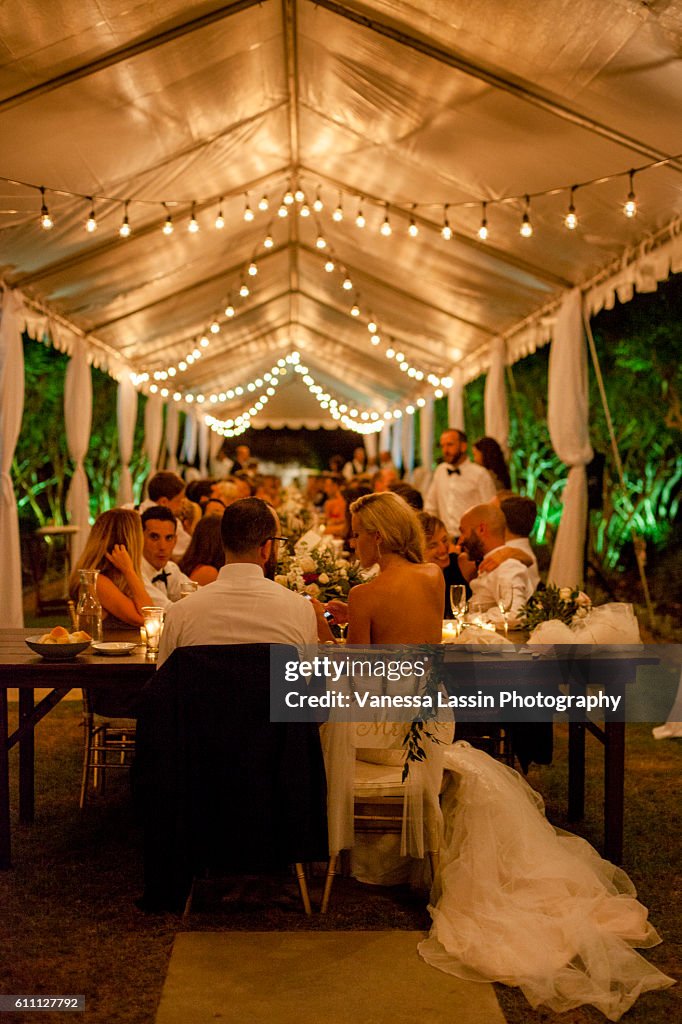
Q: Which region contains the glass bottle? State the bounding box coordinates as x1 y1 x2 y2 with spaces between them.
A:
76 569 103 642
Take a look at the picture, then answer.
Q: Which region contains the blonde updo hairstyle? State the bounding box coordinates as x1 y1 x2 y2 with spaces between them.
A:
69 508 144 600
349 491 424 564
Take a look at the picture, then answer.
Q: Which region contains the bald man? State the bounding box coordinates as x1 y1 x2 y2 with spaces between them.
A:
458 504 534 621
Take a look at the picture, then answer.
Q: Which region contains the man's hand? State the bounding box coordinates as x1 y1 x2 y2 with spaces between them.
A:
479 545 533 574
324 599 349 625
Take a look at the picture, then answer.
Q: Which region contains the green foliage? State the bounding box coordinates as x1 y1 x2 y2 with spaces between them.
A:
13 337 149 530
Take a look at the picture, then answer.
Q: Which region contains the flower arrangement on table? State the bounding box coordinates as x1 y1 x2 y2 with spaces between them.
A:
519 584 592 632
276 485 314 544
275 542 370 602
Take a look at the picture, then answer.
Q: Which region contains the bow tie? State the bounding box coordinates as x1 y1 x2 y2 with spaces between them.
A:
152 570 170 585
446 467 461 476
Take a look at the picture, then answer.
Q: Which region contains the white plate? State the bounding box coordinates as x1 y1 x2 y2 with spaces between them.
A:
91 642 137 657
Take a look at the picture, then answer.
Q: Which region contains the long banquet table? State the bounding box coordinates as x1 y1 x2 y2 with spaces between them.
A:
0 628 154 868
0 629 658 869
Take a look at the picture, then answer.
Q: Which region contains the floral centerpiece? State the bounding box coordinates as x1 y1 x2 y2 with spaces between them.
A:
276 485 314 544
275 539 371 602
519 584 592 632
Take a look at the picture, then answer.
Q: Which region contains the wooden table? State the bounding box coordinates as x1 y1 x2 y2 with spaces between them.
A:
441 644 658 863
0 629 155 868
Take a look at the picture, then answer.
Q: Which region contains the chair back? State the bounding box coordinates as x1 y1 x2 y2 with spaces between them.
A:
133 644 328 912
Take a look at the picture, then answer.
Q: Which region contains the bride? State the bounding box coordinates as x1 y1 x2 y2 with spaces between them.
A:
332 492 674 1021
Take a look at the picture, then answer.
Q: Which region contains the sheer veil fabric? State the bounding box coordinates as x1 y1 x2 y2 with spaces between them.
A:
419 743 675 1020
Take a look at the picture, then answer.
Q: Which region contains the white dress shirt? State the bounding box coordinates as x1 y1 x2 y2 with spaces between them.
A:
157 562 319 666
141 557 192 610
470 546 535 621
424 460 497 538
505 536 540 590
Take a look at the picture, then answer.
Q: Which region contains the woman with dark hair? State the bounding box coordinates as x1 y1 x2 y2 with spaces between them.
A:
178 515 225 585
417 511 469 617
472 436 511 491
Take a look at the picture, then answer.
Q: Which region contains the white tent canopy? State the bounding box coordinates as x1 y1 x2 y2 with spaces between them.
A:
0 0 681 431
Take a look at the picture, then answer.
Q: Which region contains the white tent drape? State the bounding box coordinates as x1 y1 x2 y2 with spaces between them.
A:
165 403 180 472
181 410 197 465
484 337 509 453
198 417 209 477
402 412 415 476
547 289 594 586
447 372 464 433
365 431 378 463
116 376 137 506
419 397 435 470
379 423 391 456
391 418 403 470
0 288 25 627
144 396 163 479
64 338 92 564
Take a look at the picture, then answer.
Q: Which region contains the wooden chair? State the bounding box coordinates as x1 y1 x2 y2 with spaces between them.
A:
79 690 137 808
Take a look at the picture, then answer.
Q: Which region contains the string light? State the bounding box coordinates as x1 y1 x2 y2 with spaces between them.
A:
355 199 366 228
225 300 235 317
315 234 327 249
477 202 488 241
278 202 288 217
408 204 418 237
313 187 324 212
283 188 295 206
299 202 311 217
162 204 174 235
85 197 97 233
324 259 335 272
441 204 452 240
188 201 199 233
119 200 131 238
624 170 638 217
380 203 392 237
351 303 360 316
564 187 578 230
294 186 305 203
239 280 250 298
520 196 533 238
263 231 274 248
243 195 254 222
39 187 53 230
214 200 225 230
342 275 353 290
248 261 258 276
332 193 344 221
258 194 269 212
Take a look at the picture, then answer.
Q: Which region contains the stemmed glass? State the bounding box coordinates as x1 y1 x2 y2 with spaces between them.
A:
497 583 514 637
449 585 467 635
336 622 349 644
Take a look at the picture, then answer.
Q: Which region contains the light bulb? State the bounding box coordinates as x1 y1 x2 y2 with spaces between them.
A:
520 196 533 237
283 189 294 206
188 202 199 233
248 261 258 276
313 188 324 212
278 204 288 218
315 235 327 249
162 207 173 235
85 200 97 233
119 203 131 238
367 321 377 333
342 276 353 290
239 282 250 297
371 335 380 346
258 194 269 211
477 203 488 241
332 196 344 221
263 233 274 248
39 188 53 230
299 203 311 217
294 186 305 202
441 205 452 240
623 171 637 217
351 304 360 316
243 203 254 222
215 201 225 229
324 259 335 272
225 303 235 317
210 322 220 334
408 218 418 237
355 203 366 228
380 216 392 237
564 206 578 230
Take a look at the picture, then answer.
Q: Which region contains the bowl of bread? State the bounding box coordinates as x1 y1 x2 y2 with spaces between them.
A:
25 626 93 660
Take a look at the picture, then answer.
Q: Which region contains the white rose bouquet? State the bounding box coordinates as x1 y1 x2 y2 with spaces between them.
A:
275 543 370 602
276 485 314 544
519 584 592 632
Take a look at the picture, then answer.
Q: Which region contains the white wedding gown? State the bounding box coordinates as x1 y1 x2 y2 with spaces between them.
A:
419 742 675 1021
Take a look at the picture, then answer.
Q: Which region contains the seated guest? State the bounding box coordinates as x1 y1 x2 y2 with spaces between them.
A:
473 436 511 491
372 467 399 492
231 472 255 498
328 454 345 474
203 497 227 518
211 480 240 507
340 481 372 549
305 475 326 509
158 498 318 665
458 504 535 620
142 471 191 558
178 516 225 585
418 512 468 617
323 473 347 537
482 495 540 589
389 481 423 510
140 506 192 609
69 509 152 628
179 498 201 539
185 479 214 511
342 445 368 480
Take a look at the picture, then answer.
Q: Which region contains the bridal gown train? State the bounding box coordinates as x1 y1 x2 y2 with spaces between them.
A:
419 742 675 1021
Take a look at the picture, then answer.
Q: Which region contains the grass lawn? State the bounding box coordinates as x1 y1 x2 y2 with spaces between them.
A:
0 702 679 1024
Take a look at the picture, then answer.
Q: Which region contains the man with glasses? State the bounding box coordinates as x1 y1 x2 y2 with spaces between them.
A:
158 498 318 666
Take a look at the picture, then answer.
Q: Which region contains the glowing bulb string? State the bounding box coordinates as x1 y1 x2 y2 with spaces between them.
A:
203 355 302 437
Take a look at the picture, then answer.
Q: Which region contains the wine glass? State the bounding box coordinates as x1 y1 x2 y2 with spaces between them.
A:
497 583 514 637
449 585 467 634
336 622 348 644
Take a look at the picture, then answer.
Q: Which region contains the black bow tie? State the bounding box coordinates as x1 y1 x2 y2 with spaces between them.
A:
152 570 170 585
446 467 461 476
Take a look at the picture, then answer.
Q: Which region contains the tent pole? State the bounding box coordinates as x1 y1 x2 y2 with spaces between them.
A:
581 311 656 630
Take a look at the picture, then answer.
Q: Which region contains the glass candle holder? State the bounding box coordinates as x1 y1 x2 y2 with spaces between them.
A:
179 581 199 598
142 606 165 659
